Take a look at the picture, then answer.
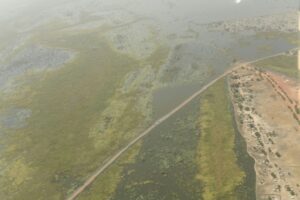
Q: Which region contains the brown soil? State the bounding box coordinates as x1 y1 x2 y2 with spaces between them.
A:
266 72 299 103
229 66 300 200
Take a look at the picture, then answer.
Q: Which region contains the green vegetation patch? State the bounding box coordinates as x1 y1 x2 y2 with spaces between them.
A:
196 78 251 200
77 142 142 200
255 54 297 78
0 28 147 199
110 95 203 200
255 31 299 46
144 46 170 71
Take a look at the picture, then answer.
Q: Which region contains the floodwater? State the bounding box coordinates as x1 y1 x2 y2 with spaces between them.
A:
153 34 295 119
151 0 298 119
0 0 299 199
128 0 297 24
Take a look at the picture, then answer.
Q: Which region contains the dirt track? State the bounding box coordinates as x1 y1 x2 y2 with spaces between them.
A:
67 48 298 200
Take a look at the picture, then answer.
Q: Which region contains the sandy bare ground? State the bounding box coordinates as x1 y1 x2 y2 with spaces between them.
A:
229 65 300 200
266 71 299 104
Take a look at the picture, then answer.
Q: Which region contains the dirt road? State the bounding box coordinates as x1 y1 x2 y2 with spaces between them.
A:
67 48 297 200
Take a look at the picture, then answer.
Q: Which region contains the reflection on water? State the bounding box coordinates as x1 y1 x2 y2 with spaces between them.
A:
153 34 295 119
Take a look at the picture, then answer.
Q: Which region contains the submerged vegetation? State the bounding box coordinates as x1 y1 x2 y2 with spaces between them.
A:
1 1 296 199
77 142 142 200
255 31 299 46
110 97 202 200
0 28 150 199
75 78 256 200
0 21 224 199
196 78 255 200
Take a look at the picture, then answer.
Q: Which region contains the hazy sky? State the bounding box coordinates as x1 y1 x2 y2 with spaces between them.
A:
0 0 35 12
0 0 64 23
0 0 298 27
0 0 37 21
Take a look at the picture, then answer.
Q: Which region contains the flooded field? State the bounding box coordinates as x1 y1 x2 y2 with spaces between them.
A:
0 0 298 199
77 78 256 200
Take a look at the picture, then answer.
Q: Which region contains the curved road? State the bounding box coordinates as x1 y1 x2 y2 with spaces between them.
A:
67 49 297 200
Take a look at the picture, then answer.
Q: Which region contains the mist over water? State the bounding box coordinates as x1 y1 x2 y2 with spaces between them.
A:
0 0 298 27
